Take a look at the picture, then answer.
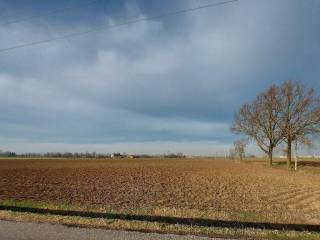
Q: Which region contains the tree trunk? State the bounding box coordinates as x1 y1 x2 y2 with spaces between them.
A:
287 140 292 170
268 149 273 167
294 140 298 171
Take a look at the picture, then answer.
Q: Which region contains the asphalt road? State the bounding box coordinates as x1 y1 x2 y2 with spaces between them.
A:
0 220 233 240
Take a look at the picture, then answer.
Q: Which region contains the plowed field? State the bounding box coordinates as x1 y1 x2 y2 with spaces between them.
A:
0 158 319 224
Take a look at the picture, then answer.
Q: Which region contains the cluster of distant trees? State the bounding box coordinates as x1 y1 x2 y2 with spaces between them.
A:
0 151 17 157
231 81 320 169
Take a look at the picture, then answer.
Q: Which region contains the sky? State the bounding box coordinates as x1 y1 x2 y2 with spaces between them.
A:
0 0 319 155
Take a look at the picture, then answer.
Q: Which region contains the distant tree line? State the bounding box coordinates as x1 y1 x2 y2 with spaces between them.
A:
15 152 109 158
0 151 17 157
0 152 187 159
232 81 320 169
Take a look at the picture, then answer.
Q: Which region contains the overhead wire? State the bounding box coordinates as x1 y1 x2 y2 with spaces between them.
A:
0 0 238 54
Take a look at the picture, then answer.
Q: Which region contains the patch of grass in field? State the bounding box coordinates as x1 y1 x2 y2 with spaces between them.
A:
0 199 156 217
0 210 319 240
0 200 75 211
231 211 261 222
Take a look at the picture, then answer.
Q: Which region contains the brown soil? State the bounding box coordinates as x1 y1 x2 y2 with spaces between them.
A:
0 158 319 224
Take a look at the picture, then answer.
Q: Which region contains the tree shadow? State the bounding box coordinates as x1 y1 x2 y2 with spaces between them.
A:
1 205 320 233
272 160 320 168
297 161 320 168
272 161 287 166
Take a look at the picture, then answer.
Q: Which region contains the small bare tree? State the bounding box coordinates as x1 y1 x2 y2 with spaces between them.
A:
233 139 247 161
232 85 283 167
278 81 320 169
229 148 236 160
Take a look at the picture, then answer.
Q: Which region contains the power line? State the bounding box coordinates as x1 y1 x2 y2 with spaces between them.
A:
1 0 101 26
0 0 238 54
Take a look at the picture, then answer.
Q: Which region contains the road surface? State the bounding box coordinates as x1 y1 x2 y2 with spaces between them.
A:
0 220 233 240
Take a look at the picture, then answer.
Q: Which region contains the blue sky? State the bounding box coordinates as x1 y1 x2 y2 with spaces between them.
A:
0 0 319 155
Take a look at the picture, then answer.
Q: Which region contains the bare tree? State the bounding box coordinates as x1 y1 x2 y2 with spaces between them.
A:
233 139 247 161
277 81 320 169
229 148 236 160
232 85 283 167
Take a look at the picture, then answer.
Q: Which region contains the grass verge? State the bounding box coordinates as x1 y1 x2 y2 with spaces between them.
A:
0 200 320 239
1 210 320 240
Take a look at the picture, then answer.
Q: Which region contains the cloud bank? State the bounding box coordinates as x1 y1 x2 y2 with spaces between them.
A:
0 0 319 154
